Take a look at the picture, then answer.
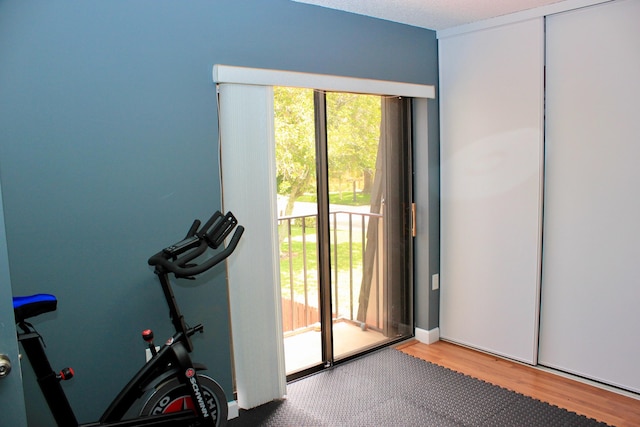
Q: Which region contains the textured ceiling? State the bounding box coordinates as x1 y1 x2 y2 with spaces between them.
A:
291 0 568 30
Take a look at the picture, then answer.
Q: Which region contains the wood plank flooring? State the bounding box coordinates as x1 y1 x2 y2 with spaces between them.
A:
396 340 640 427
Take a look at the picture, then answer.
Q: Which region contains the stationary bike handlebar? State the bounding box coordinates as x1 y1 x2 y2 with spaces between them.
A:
148 211 244 278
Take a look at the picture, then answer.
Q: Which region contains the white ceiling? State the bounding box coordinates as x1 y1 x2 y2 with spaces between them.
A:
291 0 568 30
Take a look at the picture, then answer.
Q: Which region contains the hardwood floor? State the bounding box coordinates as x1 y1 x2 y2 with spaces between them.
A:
396 340 640 427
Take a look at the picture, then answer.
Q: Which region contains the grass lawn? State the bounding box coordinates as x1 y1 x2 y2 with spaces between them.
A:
279 224 365 317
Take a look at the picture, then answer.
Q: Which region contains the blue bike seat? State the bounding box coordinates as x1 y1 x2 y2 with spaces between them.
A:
13 294 57 323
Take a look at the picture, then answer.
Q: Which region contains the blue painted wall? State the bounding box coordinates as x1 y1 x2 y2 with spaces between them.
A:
0 0 438 424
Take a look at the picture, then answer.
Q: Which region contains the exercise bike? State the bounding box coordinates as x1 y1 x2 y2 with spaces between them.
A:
13 210 244 426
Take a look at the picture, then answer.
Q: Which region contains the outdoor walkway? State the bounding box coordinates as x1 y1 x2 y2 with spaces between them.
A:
284 321 387 374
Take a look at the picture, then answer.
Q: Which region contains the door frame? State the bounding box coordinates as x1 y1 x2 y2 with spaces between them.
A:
215 64 435 409
313 90 333 367
0 180 28 426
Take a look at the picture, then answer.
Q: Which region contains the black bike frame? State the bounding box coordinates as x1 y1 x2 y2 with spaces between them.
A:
18 322 214 426
98 333 210 424
16 211 243 427
17 274 216 426
156 271 197 353
18 326 78 426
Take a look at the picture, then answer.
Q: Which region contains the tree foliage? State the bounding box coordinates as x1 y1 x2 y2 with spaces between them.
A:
326 92 381 193
274 87 381 215
274 87 316 216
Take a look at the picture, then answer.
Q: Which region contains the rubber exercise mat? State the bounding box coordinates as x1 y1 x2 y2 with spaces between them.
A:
228 347 609 426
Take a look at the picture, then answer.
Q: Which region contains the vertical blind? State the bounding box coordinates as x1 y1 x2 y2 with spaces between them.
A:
218 83 287 409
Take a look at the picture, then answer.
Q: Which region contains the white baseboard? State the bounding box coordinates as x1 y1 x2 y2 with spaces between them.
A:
415 327 440 344
227 400 239 420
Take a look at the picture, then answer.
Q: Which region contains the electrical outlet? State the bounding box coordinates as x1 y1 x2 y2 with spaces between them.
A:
432 273 439 290
145 346 160 362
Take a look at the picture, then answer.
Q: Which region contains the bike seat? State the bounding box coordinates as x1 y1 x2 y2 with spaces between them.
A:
13 294 57 323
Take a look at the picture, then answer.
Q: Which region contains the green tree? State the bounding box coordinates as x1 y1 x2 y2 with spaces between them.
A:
274 87 316 216
274 88 382 213
326 93 381 195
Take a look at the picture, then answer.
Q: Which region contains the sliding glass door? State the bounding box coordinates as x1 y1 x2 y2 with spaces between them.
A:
275 88 413 378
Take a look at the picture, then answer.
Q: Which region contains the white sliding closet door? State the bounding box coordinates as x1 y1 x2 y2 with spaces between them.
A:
540 0 640 393
439 18 544 364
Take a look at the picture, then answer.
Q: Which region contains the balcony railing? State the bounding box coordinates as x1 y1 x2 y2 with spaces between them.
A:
278 210 384 335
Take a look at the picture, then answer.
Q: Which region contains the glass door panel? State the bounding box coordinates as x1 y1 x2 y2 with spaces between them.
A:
275 87 413 377
325 93 413 360
274 87 322 374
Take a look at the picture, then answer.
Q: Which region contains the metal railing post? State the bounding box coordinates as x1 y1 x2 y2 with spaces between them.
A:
278 211 383 333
